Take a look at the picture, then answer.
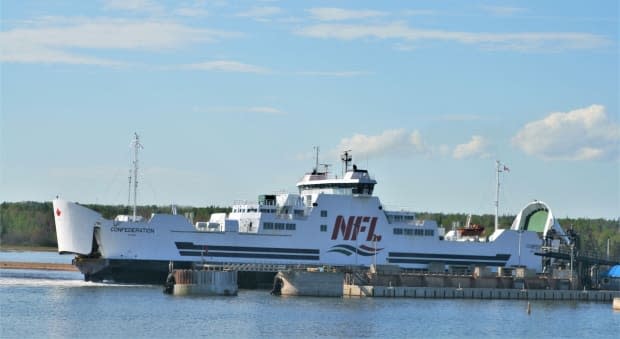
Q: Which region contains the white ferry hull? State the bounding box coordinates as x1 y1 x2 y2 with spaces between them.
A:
53 196 545 284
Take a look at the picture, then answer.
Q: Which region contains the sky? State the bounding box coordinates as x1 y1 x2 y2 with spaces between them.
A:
1 1 618 220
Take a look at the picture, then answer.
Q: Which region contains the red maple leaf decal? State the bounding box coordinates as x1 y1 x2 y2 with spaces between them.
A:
56 208 61 217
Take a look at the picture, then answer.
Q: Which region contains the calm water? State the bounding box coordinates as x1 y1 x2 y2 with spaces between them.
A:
1 251 619 338
0 249 72 264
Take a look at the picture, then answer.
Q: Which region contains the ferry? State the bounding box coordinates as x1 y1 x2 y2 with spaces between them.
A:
53 134 571 284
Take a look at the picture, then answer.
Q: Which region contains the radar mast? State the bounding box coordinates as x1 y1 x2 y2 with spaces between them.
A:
130 133 143 222
341 150 352 176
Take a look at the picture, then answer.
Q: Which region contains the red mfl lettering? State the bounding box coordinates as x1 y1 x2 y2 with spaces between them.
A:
331 215 381 241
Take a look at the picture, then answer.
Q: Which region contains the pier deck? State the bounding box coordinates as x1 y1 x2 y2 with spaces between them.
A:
0 261 78 271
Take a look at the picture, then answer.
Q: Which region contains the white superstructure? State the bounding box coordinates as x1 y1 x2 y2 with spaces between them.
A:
52 139 569 283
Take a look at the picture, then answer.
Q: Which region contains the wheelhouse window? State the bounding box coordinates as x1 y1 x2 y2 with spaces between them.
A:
352 184 374 195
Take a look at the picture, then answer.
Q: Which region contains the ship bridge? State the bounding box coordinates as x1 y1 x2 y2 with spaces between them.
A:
297 151 377 205
296 151 377 207
296 166 377 196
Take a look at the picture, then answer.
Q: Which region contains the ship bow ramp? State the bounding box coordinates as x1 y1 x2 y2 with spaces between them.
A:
53 199 103 255
510 200 569 243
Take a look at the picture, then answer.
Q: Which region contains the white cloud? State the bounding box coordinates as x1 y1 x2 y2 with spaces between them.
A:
296 22 608 51
247 107 285 115
194 106 285 115
236 6 282 21
0 18 239 65
307 8 387 21
403 10 436 16
512 105 620 161
103 0 163 13
452 136 490 159
295 70 370 77
174 5 209 17
480 5 526 16
182 60 269 73
409 130 427 153
438 114 482 122
334 129 427 158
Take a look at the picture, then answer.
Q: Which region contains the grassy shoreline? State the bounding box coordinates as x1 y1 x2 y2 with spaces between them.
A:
0 245 58 252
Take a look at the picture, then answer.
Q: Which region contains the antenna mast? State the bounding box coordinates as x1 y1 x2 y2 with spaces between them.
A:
313 146 320 172
127 167 132 211
341 150 352 176
494 160 509 232
130 133 143 222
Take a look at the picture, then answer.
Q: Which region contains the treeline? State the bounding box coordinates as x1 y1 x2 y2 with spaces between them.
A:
1 202 618 257
0 201 229 247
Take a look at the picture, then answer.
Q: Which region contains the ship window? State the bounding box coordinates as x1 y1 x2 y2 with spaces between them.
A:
352 184 374 195
414 229 424 236
286 223 296 230
404 229 414 236
393 228 403 235
264 222 274 230
320 210 328 217
424 229 434 236
320 224 327 232
275 223 285 230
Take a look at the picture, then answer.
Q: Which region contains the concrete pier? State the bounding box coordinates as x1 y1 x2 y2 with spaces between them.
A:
343 285 620 301
167 269 238 296
274 269 344 297
268 264 620 302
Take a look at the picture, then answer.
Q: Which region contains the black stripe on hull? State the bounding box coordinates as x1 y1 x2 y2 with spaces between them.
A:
175 242 319 254
388 252 511 261
387 258 508 266
179 251 319 260
176 242 320 261
387 252 511 267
